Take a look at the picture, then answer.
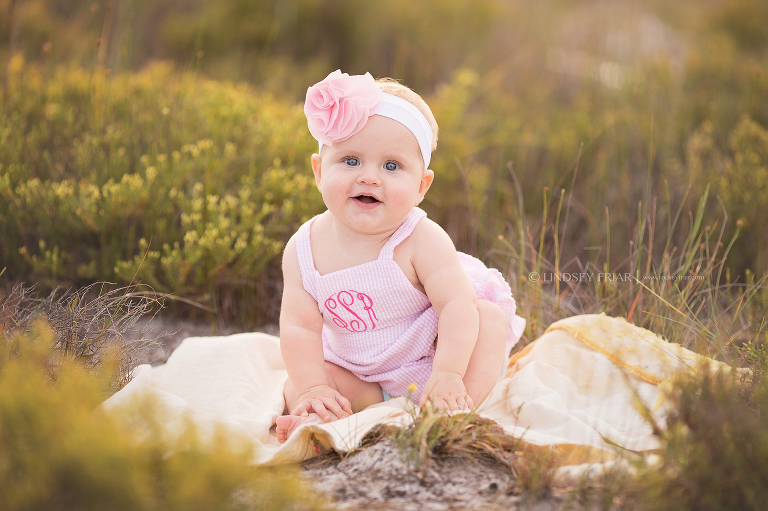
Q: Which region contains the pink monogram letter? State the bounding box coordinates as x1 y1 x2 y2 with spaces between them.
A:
324 289 379 332
324 296 349 329
353 290 378 329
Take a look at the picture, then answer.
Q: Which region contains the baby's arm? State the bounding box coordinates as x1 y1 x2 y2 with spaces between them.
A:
279 234 352 421
410 219 480 410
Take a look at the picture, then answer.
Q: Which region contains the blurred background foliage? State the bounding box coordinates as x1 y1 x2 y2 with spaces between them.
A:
0 0 767 328
0 320 323 510
1 3 767 504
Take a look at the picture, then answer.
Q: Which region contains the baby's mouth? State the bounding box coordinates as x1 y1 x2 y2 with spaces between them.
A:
354 194 380 204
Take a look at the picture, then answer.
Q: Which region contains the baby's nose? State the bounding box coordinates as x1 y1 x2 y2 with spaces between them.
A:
357 165 381 185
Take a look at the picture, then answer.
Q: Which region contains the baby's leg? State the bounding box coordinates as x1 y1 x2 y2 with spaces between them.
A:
277 361 384 443
283 361 384 413
462 299 509 408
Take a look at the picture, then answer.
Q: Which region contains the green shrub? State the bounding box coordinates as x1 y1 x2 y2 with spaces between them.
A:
628 367 768 510
0 61 324 324
0 320 322 511
674 116 768 277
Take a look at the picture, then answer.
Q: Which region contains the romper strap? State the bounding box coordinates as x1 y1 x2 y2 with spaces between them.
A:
294 216 320 301
378 207 427 260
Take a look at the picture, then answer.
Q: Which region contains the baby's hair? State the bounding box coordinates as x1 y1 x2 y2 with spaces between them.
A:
375 78 439 152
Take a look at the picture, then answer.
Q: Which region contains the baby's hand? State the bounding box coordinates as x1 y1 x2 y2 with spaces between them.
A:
420 371 474 411
292 384 353 422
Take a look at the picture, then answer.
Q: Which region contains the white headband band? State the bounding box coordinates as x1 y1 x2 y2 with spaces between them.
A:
318 93 434 169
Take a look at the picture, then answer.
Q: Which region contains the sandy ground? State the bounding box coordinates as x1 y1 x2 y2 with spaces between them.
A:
299 438 605 511
129 316 608 511
127 315 279 367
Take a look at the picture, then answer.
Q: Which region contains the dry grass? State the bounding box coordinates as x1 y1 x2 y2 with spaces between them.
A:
304 404 520 478
0 282 165 392
621 363 768 510
387 405 520 477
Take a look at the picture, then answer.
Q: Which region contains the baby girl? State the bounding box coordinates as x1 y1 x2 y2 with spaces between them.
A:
276 70 525 443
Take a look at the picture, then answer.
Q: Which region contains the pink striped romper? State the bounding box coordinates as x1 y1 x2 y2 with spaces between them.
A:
295 207 526 404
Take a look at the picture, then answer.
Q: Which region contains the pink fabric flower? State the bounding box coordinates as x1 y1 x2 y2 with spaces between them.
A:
304 70 384 147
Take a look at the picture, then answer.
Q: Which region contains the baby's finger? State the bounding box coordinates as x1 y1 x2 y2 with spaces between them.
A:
447 397 459 412
433 397 449 411
466 395 475 410
338 394 353 415
291 401 311 417
310 399 331 422
324 398 349 419
456 396 467 411
420 387 438 408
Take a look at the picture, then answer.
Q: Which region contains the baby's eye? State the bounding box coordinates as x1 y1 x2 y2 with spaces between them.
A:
384 161 398 171
345 157 360 166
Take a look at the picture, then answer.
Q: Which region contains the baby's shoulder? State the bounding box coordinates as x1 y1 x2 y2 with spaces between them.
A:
284 226 303 256
282 231 300 271
409 216 455 248
398 216 457 266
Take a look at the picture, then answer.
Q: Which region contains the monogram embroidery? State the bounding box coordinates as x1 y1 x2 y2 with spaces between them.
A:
324 290 379 332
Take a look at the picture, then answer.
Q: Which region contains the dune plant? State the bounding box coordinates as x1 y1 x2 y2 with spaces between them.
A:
0 320 323 511
0 61 323 325
500 171 768 364
489 147 768 504
0 282 166 391
385 405 520 478
623 364 768 511
678 116 768 274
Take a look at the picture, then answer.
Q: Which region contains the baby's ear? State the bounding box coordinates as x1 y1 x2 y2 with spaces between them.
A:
417 168 434 203
311 154 323 190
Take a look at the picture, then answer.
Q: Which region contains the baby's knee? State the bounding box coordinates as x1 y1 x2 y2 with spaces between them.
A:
323 360 349 388
477 300 508 337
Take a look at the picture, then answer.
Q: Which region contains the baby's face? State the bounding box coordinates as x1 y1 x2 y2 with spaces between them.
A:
311 115 434 234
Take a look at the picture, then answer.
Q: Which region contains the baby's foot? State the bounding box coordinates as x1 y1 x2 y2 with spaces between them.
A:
276 413 328 444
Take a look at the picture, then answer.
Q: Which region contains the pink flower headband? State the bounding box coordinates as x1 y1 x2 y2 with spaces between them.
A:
304 70 434 169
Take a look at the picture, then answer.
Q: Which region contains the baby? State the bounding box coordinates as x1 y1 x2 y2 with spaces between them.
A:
276 70 525 443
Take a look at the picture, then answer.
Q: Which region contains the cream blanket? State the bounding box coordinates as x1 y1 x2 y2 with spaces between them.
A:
100 313 729 474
